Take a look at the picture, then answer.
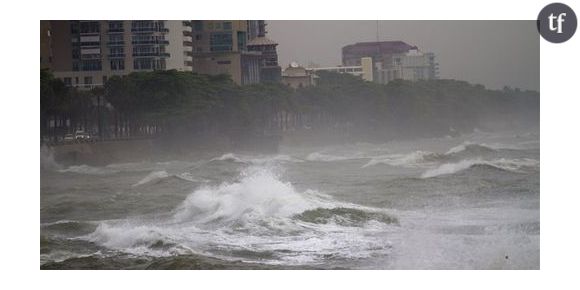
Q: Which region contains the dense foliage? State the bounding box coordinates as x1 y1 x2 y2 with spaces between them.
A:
40 69 539 143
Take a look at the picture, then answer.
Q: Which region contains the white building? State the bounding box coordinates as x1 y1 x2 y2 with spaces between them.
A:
306 57 374 82
375 49 438 84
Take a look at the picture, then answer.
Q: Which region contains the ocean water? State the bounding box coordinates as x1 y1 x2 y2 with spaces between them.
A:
40 130 539 269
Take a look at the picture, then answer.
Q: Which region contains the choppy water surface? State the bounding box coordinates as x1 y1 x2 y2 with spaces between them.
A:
40 130 539 269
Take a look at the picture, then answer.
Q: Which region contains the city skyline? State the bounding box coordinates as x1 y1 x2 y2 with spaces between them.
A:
268 20 539 91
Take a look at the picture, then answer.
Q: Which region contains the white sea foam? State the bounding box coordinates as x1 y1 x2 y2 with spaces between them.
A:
362 151 442 168
306 152 359 162
172 167 329 224
210 153 303 165
86 166 398 264
58 165 118 175
211 153 244 163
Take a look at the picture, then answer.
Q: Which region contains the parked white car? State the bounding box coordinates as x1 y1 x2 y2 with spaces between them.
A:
75 130 91 141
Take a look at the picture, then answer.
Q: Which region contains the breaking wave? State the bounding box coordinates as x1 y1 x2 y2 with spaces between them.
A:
363 141 531 169
58 165 118 175
85 166 397 264
131 170 208 187
132 171 171 187
210 153 303 165
211 153 245 163
445 141 527 155
421 158 539 178
362 151 445 168
306 152 362 162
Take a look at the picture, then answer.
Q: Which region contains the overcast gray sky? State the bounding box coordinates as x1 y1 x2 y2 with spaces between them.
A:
267 21 539 91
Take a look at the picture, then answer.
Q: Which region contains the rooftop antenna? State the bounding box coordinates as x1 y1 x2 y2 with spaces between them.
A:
376 20 379 42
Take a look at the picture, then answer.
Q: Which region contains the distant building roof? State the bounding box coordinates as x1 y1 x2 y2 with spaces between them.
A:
342 41 417 55
248 36 278 46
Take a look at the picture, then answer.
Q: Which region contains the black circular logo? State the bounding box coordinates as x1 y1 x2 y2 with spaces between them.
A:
538 2 577 43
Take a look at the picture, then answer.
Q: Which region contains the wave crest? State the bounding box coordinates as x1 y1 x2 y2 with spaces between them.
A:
421 158 539 178
362 151 445 168
85 167 398 263
295 207 399 227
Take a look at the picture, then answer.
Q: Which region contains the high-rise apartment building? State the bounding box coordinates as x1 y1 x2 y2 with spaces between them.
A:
190 20 262 85
42 20 281 87
247 20 282 83
42 20 193 88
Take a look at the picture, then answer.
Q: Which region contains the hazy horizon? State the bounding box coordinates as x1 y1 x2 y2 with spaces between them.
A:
267 20 539 91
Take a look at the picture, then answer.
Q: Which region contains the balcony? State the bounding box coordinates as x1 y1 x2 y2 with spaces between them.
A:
131 27 169 33
131 40 169 45
132 52 170 58
108 54 125 58
107 29 125 33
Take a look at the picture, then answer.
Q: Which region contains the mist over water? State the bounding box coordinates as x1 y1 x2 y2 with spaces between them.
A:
40 129 539 269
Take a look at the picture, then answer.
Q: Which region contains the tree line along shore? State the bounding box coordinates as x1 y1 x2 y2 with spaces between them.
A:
41 69 539 146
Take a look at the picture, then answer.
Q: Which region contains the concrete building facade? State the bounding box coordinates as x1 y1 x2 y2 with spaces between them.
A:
307 57 374 82
247 20 282 83
375 49 438 83
282 63 313 89
42 20 281 87
190 20 261 85
42 20 193 89
342 41 438 84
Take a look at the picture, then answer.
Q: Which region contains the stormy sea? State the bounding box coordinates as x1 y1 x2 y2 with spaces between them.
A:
40 130 539 269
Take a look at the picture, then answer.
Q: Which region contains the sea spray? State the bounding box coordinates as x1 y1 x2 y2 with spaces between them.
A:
40 145 62 170
85 166 399 263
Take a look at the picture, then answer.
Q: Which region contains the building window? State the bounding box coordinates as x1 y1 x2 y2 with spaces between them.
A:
63 78 72 87
132 34 167 45
131 21 166 32
207 22 214 30
84 76 93 85
79 21 100 34
70 22 79 34
108 21 123 32
223 21 232 30
109 46 124 57
217 60 231 65
195 34 202 40
193 21 203 31
210 32 232 52
133 45 166 56
133 58 166 70
108 34 124 45
80 60 102 71
75 77 79 84
102 76 108 84
72 48 80 60
110 59 125 70
237 31 246 51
